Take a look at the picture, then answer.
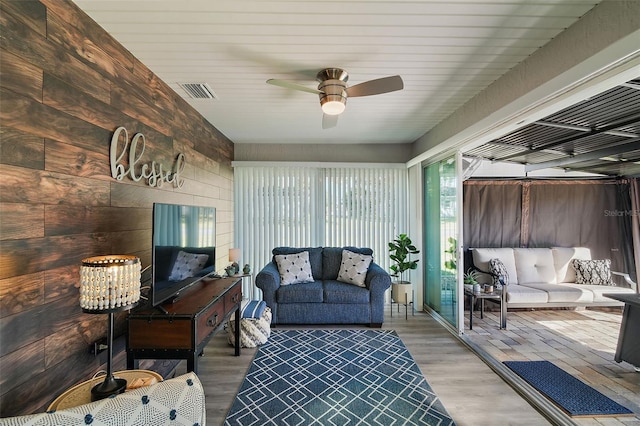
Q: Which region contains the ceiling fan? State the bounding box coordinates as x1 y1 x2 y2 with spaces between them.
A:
266 68 403 129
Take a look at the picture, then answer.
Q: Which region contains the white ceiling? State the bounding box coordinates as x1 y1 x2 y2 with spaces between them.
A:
74 0 601 145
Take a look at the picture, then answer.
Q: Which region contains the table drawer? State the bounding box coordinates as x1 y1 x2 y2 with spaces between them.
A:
196 300 225 345
129 317 192 350
225 284 242 311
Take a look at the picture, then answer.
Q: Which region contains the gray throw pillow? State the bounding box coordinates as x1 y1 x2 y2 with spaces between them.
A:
572 259 612 285
336 249 373 287
275 251 314 285
488 258 509 288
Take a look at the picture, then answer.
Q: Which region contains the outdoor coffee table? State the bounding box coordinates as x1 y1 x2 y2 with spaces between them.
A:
465 288 506 330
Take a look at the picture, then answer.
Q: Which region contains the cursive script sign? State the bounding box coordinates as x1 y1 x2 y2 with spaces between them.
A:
110 126 185 188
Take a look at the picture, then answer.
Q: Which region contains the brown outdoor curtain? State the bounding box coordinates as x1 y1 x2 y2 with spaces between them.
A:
463 179 637 286
463 181 522 248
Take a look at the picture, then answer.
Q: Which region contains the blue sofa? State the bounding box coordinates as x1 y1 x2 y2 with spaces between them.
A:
255 247 391 327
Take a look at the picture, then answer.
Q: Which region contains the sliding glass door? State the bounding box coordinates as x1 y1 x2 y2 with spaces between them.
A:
423 154 463 332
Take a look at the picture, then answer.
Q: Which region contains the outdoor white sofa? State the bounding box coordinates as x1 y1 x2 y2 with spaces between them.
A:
471 247 637 309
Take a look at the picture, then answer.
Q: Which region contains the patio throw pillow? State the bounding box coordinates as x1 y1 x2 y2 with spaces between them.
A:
336 249 373 287
572 259 612 285
275 250 314 285
169 250 209 281
488 258 509 288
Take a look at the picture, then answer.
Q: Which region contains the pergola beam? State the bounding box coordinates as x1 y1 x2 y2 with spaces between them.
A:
524 139 640 172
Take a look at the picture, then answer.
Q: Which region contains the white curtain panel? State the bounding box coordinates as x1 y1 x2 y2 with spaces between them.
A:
234 165 408 300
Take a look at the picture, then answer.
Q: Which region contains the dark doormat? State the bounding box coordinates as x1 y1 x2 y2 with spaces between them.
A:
503 360 633 417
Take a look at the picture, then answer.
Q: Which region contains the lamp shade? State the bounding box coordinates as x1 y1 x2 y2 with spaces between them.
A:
229 248 241 263
318 78 347 116
79 255 141 313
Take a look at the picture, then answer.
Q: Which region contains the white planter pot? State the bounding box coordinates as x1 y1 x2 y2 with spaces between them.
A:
391 282 413 304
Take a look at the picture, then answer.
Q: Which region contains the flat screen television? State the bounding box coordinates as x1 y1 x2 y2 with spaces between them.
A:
151 202 216 308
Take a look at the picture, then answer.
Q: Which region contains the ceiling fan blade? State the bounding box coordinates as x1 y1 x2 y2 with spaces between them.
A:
345 75 404 97
266 79 322 95
322 113 338 129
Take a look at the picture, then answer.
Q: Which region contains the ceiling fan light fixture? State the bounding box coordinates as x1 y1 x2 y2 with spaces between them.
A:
321 97 346 115
318 78 347 115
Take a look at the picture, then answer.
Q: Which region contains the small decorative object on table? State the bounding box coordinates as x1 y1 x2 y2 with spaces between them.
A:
225 265 237 277
243 264 251 274
229 247 241 276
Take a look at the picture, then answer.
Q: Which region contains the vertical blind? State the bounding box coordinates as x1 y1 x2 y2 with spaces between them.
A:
234 165 408 299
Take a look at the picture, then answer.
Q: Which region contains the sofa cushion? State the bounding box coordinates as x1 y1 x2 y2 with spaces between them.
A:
168 250 209 281
572 259 612 285
552 247 592 283
323 280 371 304
488 258 509 287
322 247 374 280
561 283 633 303
513 248 557 285
273 247 323 279
472 248 517 284
519 283 594 303
337 250 373 287
275 251 314 285
505 284 549 304
277 281 323 303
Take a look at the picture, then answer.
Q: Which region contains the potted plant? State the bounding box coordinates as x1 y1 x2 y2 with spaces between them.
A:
464 269 479 293
388 234 420 304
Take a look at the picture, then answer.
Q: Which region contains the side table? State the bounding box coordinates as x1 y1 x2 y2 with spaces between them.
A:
465 288 506 330
48 369 163 411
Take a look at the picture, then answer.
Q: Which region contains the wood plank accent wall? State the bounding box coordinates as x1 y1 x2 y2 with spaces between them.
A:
0 0 235 416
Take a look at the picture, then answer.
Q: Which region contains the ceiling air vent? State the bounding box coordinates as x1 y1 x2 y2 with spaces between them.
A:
178 83 217 99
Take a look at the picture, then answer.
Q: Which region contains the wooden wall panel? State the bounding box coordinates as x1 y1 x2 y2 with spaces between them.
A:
0 127 45 169
0 49 42 102
44 265 78 302
45 206 150 236
0 0 235 415
0 89 112 150
0 164 112 206
40 0 135 74
0 203 44 240
0 272 44 317
0 1 47 38
0 340 44 394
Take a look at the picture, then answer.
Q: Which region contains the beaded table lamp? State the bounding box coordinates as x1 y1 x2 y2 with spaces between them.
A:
79 255 141 401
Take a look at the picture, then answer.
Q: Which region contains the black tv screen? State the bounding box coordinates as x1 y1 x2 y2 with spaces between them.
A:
151 202 216 307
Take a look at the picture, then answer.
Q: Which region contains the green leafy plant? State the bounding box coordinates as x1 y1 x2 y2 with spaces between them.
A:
444 237 457 271
388 234 420 283
464 269 479 285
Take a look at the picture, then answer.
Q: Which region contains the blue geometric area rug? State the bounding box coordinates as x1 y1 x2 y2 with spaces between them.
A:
504 360 633 418
224 329 456 425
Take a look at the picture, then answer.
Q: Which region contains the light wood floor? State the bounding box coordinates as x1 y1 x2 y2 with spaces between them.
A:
463 308 640 426
185 308 555 426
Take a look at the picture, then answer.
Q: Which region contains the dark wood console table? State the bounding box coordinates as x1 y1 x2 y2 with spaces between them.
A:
127 277 242 374
604 293 640 369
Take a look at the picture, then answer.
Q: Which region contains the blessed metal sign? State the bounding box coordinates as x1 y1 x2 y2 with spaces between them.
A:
110 126 185 188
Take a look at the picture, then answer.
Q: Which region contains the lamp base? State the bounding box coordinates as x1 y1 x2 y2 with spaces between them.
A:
90 375 127 401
